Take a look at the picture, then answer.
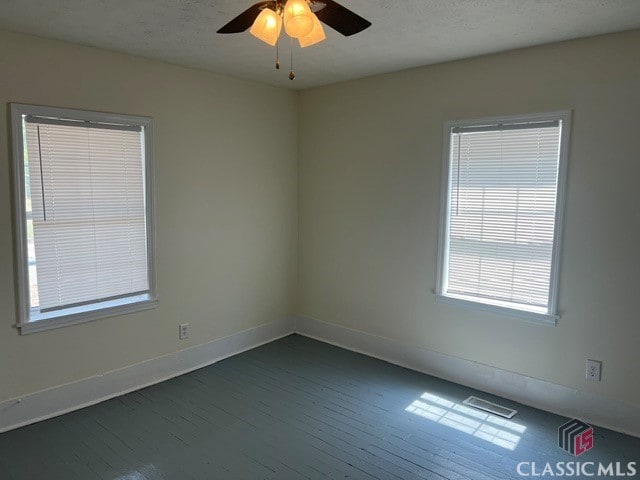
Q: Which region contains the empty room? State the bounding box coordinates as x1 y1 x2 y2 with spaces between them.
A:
1 1 639 478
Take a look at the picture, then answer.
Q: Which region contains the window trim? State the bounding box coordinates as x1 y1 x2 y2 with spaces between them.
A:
435 111 572 326
10 103 158 335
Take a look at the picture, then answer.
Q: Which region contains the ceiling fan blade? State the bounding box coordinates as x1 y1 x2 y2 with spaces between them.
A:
217 1 273 34
313 0 371 36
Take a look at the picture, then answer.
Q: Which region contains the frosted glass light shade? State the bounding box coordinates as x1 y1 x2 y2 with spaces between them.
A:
250 8 282 46
299 13 325 47
283 0 314 39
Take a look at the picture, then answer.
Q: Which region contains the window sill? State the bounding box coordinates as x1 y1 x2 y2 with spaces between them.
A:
15 294 158 335
435 293 558 326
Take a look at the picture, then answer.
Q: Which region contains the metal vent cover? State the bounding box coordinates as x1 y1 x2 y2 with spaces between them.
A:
463 396 518 419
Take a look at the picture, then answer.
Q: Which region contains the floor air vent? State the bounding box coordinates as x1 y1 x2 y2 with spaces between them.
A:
463 396 518 419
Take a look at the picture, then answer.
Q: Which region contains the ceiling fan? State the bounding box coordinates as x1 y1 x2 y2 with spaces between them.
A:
217 0 371 79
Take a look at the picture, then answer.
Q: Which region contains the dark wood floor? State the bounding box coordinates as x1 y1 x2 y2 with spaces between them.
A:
1 334 638 479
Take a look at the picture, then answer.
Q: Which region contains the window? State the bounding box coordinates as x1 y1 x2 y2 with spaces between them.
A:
10 104 157 334
436 112 570 324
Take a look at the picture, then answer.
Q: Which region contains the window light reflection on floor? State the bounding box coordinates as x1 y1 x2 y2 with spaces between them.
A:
405 392 526 450
114 464 159 480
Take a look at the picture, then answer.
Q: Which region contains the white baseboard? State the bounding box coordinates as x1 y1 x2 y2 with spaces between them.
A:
295 314 640 438
0 317 295 434
4 314 638 438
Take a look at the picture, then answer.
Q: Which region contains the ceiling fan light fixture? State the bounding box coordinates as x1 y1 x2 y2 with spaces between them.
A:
283 0 315 39
249 7 283 46
218 0 372 79
298 12 326 47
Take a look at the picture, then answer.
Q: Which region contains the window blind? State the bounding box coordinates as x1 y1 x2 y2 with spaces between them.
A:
25 117 149 312
445 121 562 312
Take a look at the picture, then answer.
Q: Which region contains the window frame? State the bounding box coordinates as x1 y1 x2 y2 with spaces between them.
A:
435 111 572 326
10 103 158 335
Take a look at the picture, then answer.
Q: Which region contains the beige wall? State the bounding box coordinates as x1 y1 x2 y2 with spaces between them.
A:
0 30 298 401
2 27 639 411
298 30 640 408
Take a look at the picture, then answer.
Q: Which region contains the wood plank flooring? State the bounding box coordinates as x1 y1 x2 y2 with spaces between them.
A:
1 334 638 479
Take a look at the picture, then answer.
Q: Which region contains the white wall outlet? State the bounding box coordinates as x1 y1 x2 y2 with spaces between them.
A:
586 359 602 381
179 323 190 340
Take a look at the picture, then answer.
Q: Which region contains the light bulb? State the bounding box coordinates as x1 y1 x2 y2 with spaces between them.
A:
299 13 325 47
249 8 282 46
283 0 314 39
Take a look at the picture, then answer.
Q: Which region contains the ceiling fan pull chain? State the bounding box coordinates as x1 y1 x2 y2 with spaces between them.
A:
274 0 280 70
289 36 295 80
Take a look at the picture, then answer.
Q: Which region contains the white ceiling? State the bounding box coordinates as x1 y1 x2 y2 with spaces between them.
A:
0 0 639 89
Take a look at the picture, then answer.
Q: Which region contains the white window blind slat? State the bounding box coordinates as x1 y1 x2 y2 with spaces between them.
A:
25 120 149 312
444 122 563 312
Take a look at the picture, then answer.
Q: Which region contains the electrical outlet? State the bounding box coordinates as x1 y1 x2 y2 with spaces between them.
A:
586 359 602 381
179 323 190 340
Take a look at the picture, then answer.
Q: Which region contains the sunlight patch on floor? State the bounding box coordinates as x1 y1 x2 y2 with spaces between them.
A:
405 392 526 450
